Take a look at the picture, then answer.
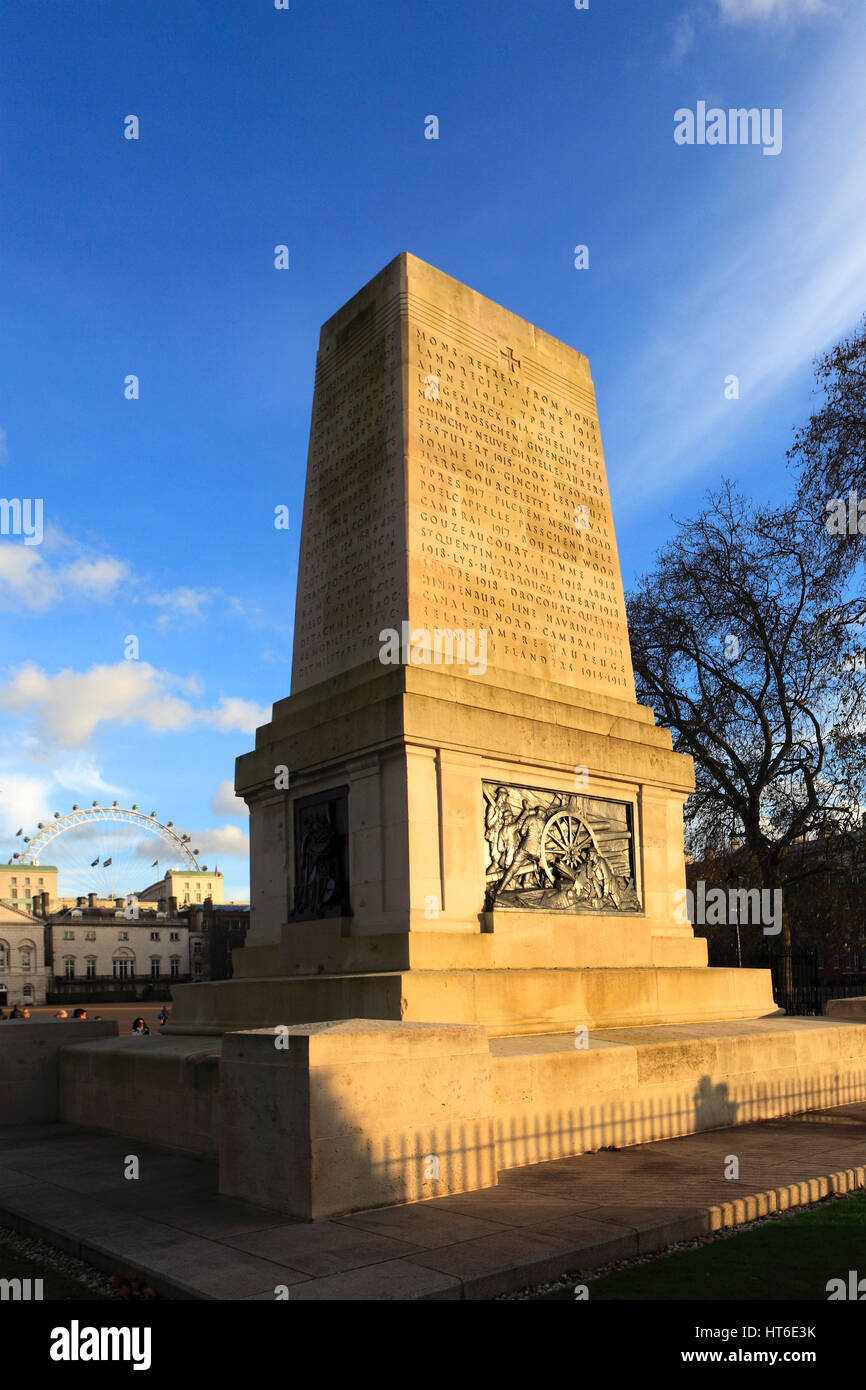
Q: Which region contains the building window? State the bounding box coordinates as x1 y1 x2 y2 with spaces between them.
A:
37 878 43 886
24 888 31 898
11 889 17 899
150 958 161 979
24 877 30 886
20 951 31 969
195 892 201 903
194 963 203 978
113 959 133 979
64 959 75 978
118 931 129 942
150 931 160 942
170 931 180 942
0 946 6 970
10 877 16 885
22 984 33 999
64 930 75 941
833 949 840 970
85 959 96 979
193 940 202 955
85 930 96 942
170 957 180 978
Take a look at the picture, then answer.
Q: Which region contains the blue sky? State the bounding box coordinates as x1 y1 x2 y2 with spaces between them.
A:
1 0 865 898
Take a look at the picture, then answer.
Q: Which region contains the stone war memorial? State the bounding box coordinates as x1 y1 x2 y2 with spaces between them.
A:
58 254 866 1221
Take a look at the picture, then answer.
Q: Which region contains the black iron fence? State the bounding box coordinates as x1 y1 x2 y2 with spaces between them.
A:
47 973 189 1004
766 950 866 1016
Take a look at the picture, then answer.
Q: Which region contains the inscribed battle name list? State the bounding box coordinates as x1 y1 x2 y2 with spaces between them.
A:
408 323 634 696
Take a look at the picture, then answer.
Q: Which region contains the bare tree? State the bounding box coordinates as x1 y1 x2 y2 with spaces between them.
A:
790 314 866 594
627 484 866 925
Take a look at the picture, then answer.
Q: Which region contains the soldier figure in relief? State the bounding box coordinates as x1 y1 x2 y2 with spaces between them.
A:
583 846 622 909
494 804 549 897
484 786 511 871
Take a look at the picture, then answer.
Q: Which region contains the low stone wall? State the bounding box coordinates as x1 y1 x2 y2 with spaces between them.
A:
24 1013 866 1222
0 1019 118 1124
58 1036 221 1156
490 1017 866 1169
826 997 866 1021
219 1020 496 1219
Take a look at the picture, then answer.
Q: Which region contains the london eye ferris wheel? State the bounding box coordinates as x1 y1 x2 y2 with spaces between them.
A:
10 804 209 900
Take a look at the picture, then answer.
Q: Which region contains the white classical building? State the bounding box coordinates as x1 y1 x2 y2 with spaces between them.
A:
47 897 198 998
0 901 50 1007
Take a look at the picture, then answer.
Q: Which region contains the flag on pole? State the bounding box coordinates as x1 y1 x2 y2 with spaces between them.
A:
151 860 158 868
104 857 112 867
91 857 100 867
15 828 22 836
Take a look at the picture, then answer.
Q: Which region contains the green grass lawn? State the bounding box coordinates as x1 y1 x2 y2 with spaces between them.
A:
0 1248 111 1301
538 1194 866 1300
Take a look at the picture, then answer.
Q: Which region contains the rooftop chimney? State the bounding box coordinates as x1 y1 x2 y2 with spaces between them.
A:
88 892 96 908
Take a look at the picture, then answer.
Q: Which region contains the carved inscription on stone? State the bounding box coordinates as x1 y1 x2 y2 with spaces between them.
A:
291 257 636 698
483 781 640 914
408 317 635 695
291 311 406 691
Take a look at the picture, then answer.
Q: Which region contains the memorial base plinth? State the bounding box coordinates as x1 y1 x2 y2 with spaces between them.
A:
54 1015 866 1221
219 1021 496 1220
163 963 778 1039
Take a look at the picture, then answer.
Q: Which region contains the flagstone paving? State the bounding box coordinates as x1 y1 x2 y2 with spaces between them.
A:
0 1105 863 1299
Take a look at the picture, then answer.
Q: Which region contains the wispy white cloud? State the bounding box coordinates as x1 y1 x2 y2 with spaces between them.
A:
210 780 249 818
667 13 697 66
614 8 866 510
0 524 254 626
0 529 131 610
189 824 250 858
716 0 837 23
148 585 213 629
206 697 269 735
144 585 256 629
0 661 270 748
0 752 124 849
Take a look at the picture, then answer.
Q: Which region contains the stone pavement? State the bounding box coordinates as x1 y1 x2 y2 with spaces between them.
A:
0 1104 864 1300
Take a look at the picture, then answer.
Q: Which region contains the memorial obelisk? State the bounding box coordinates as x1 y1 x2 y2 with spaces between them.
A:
63 257 866 1223
170 252 775 1036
